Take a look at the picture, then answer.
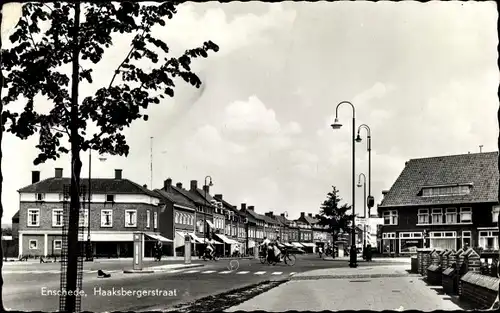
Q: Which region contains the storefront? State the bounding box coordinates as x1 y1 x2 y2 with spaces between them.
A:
382 232 397 254
429 231 457 251
398 232 423 254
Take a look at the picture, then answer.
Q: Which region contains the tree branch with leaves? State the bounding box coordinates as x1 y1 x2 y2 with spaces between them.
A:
1 1 218 311
316 186 353 244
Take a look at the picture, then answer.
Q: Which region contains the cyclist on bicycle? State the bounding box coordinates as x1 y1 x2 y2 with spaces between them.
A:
260 237 272 260
273 236 285 261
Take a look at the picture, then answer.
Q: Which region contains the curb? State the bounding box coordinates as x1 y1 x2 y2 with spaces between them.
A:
123 263 204 274
290 273 420 280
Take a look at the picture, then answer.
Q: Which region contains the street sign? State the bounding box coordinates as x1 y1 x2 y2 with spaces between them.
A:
367 196 375 208
355 217 367 225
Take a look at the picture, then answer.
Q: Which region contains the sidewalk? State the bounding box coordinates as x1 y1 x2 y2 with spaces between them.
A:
322 257 411 263
226 264 461 311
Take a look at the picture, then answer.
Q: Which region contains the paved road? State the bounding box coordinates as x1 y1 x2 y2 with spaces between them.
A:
4 254 346 312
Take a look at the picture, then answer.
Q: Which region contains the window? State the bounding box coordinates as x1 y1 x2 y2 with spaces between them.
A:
106 194 115 202
146 210 151 228
492 206 500 223
52 209 64 227
460 207 472 223
59 193 70 201
174 212 179 224
462 231 472 249
422 185 471 197
418 209 429 224
430 231 457 250
29 240 38 249
125 210 137 227
431 208 443 224
153 212 158 229
445 208 457 224
479 231 499 250
79 209 89 227
53 240 62 250
383 210 398 225
36 193 45 201
27 209 40 227
101 210 113 227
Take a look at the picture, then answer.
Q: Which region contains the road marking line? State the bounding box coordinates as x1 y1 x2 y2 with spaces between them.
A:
184 270 200 273
86 270 98 273
201 270 216 274
167 269 186 273
254 271 266 275
219 271 232 274
289 272 297 276
236 271 249 274
271 272 283 275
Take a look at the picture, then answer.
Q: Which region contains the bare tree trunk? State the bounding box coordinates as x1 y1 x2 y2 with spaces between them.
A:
64 2 82 312
0 7 6 311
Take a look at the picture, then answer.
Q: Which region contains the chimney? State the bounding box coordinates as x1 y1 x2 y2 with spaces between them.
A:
241 203 247 211
308 213 313 217
280 213 286 217
405 161 409 166
203 185 210 193
214 194 223 201
55 168 63 178
300 212 305 218
176 182 183 188
268 211 274 217
115 169 122 179
190 180 197 191
143 184 148 188
382 190 389 200
32 171 40 184
248 205 254 211
163 178 172 190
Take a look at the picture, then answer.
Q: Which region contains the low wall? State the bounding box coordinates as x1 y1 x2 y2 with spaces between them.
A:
460 272 500 309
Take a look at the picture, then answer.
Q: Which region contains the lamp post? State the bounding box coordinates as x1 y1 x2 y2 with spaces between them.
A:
357 173 367 256
331 100 357 268
355 124 374 217
204 176 213 243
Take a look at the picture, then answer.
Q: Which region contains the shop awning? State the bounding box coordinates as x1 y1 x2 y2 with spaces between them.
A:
248 240 256 249
174 231 187 248
205 238 223 245
1 236 12 241
145 233 172 243
283 243 295 248
189 232 205 244
206 220 215 228
216 234 239 245
292 242 304 248
301 242 316 248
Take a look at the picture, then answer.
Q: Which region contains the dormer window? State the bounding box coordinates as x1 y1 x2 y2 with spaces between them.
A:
36 193 45 201
106 194 115 202
421 185 471 197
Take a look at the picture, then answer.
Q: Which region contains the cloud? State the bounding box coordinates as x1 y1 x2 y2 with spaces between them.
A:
157 3 297 57
223 96 281 134
1 3 23 42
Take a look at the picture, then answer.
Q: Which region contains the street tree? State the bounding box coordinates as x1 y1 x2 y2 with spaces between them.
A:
317 186 353 245
0 2 218 311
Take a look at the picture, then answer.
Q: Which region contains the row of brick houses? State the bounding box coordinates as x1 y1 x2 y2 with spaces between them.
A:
377 151 499 256
12 168 335 258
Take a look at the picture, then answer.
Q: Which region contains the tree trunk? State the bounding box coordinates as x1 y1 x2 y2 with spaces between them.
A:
0 6 6 311
64 2 82 312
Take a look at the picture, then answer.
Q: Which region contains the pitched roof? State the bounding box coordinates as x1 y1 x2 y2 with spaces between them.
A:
303 215 320 225
154 188 196 210
171 185 206 206
245 208 265 221
274 215 291 226
380 151 499 208
261 214 278 225
17 177 159 198
12 210 19 222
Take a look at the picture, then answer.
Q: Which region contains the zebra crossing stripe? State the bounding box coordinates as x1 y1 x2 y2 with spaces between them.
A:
184 270 200 273
254 271 266 275
201 270 216 274
236 271 249 274
271 272 283 275
219 271 232 274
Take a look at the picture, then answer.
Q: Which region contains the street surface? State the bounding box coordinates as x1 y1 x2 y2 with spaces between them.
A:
4 254 347 312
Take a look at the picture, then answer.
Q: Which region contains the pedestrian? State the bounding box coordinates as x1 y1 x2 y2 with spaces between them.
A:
366 243 372 262
156 240 163 261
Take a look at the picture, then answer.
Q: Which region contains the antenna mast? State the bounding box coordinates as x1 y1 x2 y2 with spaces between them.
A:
479 145 483 153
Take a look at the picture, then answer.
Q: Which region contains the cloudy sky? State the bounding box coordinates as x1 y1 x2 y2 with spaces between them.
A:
1 1 498 222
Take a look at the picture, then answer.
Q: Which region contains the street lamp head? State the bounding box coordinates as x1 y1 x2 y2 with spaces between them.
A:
355 134 362 143
357 183 362 188
209 181 213 187
331 118 342 130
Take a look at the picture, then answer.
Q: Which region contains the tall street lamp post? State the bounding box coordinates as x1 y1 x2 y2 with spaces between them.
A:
355 124 374 217
357 173 367 255
204 176 213 243
331 100 358 268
